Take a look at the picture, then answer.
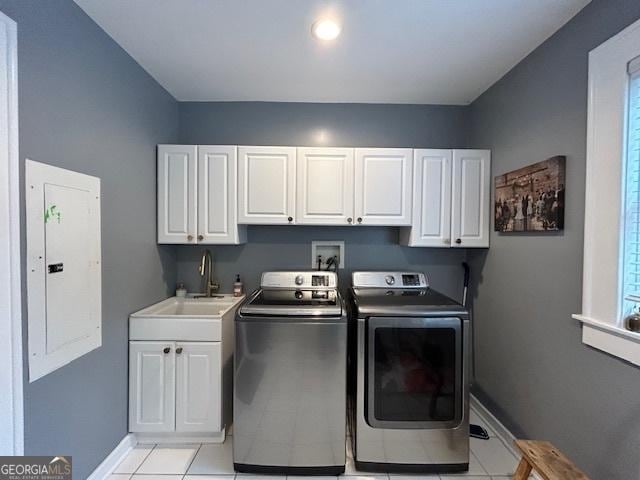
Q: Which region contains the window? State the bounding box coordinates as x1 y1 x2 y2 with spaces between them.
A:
575 18 640 366
622 60 640 317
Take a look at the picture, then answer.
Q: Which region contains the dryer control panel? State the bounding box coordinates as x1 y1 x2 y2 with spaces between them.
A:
351 271 428 289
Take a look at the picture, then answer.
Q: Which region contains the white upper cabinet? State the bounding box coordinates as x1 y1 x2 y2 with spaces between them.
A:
158 145 245 245
158 145 197 243
402 149 453 247
451 149 491 248
354 148 413 225
197 146 246 244
296 148 354 225
157 144 490 247
400 149 490 248
238 146 296 224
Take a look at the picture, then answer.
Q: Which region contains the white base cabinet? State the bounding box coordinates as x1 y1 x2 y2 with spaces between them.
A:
129 341 176 433
175 342 221 432
400 149 490 248
129 341 221 434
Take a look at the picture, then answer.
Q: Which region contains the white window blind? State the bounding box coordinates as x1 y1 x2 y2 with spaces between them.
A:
622 62 640 315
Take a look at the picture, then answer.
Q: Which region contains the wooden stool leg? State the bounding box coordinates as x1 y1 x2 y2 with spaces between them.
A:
513 457 533 480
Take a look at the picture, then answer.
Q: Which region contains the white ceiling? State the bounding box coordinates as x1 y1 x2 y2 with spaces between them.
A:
75 0 590 105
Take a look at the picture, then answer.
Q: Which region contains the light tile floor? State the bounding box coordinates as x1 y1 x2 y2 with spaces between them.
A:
111 407 519 480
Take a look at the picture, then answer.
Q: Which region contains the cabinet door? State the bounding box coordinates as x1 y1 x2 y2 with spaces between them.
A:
354 148 413 225
296 147 354 225
158 145 197 244
129 341 175 433
197 146 246 244
407 149 453 247
451 149 491 248
175 342 221 432
238 146 296 224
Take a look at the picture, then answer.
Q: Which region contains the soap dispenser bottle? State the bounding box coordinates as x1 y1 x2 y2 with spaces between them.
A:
233 274 243 297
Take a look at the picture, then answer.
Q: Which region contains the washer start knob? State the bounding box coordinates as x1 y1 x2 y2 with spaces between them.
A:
385 275 395 285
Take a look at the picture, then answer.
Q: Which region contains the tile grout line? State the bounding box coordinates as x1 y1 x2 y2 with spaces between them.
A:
470 405 519 477
470 402 520 461
130 443 157 477
470 449 489 476
183 443 204 478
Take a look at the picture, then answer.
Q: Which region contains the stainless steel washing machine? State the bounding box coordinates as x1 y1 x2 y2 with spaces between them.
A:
347 271 470 473
234 271 347 475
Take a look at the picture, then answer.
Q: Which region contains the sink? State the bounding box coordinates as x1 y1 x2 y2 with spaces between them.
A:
129 294 245 341
152 298 236 317
156 301 233 317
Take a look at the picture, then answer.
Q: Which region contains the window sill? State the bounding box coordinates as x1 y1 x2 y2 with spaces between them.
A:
573 314 640 366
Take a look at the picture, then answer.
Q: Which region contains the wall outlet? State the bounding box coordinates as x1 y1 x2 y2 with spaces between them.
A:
311 241 345 270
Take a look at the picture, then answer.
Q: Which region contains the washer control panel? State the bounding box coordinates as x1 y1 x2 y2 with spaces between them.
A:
261 271 338 289
352 271 428 289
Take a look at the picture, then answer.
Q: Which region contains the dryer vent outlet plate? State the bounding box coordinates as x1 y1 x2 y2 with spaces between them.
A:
311 241 345 270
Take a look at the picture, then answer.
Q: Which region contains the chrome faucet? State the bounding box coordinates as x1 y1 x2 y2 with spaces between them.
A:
198 249 220 297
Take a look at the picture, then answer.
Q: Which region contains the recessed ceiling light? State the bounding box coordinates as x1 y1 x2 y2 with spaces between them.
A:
311 19 341 41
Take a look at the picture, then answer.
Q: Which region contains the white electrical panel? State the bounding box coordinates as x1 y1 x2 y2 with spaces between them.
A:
26 159 101 382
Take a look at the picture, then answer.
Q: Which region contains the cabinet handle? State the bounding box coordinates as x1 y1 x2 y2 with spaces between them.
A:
187 235 193 241
198 235 204 241
287 216 293 223
455 238 462 244
357 217 362 224
176 347 183 354
163 347 171 354
347 217 353 224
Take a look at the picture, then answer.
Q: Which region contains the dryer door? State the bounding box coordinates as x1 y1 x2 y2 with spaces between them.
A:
366 316 463 429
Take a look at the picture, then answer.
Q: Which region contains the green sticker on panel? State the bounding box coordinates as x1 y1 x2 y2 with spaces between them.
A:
44 205 61 224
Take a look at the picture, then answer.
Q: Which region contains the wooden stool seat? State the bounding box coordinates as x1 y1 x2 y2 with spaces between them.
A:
513 440 590 480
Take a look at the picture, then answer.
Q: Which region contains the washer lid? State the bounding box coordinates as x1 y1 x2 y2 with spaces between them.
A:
351 287 467 316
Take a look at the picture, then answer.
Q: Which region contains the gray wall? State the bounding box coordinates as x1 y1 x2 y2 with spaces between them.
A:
468 0 640 478
0 1 179 478
179 102 470 148
175 227 466 301
176 102 471 299
9 1 639 478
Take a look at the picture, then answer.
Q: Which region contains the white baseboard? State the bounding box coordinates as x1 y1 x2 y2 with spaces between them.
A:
470 394 542 480
470 394 519 457
134 429 225 445
87 433 136 480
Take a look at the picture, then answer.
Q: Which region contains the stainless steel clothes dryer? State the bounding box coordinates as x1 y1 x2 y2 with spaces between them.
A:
347 271 470 473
